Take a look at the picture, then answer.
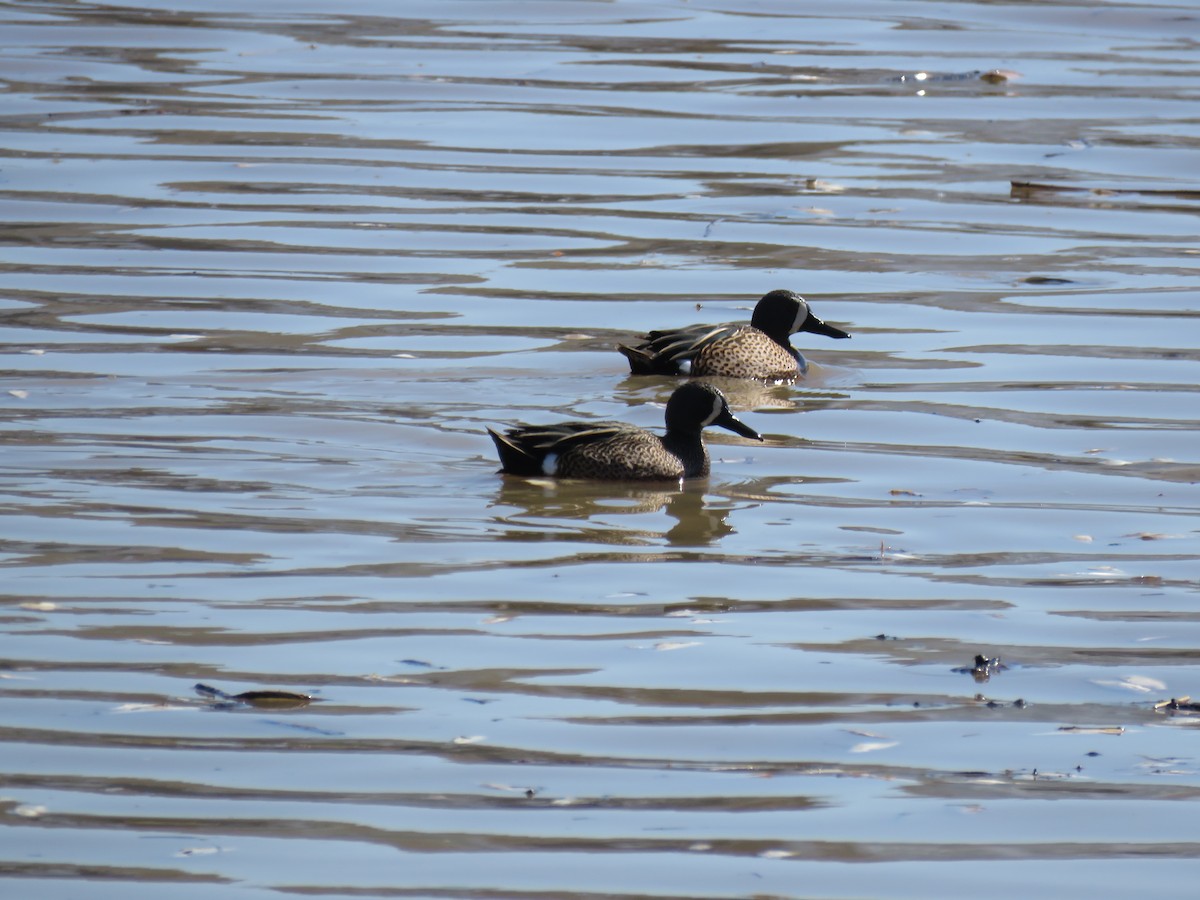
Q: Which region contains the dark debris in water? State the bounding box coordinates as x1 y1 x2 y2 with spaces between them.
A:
1012 180 1200 200
1155 695 1200 715
194 682 314 710
975 693 1027 710
952 654 1008 682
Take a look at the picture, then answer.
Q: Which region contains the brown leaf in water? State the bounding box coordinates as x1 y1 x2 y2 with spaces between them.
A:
231 690 312 709
194 682 313 709
980 69 1020 83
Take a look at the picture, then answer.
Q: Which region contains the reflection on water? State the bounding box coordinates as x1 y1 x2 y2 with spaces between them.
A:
492 478 738 546
2 0 1200 898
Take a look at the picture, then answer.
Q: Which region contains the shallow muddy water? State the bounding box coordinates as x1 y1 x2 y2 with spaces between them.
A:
1 1 1199 898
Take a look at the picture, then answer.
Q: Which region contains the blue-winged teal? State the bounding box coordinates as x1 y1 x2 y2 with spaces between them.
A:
487 382 762 481
618 289 851 381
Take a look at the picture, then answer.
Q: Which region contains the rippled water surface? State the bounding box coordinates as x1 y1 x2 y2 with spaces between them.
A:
2 1 1199 897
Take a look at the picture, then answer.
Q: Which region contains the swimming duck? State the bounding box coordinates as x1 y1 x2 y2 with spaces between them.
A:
618 289 850 381
487 382 762 480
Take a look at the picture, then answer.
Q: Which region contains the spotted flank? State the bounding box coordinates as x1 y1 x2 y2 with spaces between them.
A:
617 289 850 381
487 382 762 481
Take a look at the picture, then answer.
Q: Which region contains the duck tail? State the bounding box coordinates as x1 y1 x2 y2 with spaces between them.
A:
487 427 545 475
618 343 669 375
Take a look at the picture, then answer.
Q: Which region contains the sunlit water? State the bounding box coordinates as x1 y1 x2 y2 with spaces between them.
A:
2 1 1199 898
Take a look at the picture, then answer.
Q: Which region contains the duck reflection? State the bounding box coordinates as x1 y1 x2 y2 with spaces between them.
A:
614 375 803 412
490 478 738 546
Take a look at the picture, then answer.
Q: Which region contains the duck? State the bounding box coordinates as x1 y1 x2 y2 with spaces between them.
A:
617 289 850 381
487 382 762 481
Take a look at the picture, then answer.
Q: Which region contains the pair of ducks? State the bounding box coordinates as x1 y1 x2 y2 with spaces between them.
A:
488 289 851 481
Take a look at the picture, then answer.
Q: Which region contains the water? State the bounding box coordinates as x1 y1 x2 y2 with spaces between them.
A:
2 1 1199 897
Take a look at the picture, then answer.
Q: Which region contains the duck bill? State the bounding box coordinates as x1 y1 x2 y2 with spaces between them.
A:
715 408 763 442
801 316 851 339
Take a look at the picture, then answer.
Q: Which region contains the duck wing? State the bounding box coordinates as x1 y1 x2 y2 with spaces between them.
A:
619 324 739 375
488 422 635 475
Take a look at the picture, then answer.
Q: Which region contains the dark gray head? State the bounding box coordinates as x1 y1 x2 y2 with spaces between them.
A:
751 289 851 341
664 382 763 441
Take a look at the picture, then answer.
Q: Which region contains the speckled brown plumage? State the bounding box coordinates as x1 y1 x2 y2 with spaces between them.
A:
618 289 851 381
487 382 762 481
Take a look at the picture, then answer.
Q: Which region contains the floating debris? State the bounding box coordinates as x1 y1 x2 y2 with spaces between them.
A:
979 69 1016 83
805 178 846 193
953 654 1008 682
889 69 1019 85
1155 696 1200 715
482 782 538 796
850 740 899 754
175 846 222 857
194 683 313 710
977 695 1027 710
1012 180 1200 200
114 702 188 713
1057 726 1125 736
1093 675 1165 694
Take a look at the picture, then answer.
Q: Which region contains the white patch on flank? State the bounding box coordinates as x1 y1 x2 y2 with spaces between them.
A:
541 452 559 476
701 395 722 426
678 359 692 375
790 300 808 333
